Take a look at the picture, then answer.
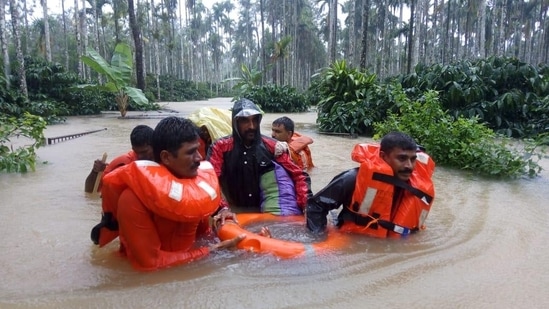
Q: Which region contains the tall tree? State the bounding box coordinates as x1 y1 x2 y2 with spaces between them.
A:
346 0 356 66
150 0 160 98
21 0 30 53
186 0 196 80
61 0 70 69
270 36 291 85
328 0 338 63
360 0 370 69
9 0 28 98
0 0 11 84
406 0 415 74
478 0 486 58
89 0 100 54
40 0 52 61
128 0 145 90
74 0 83 77
260 0 266 82
542 1 549 63
80 0 88 78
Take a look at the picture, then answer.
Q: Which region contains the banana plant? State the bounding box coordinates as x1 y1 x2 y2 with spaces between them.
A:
79 42 147 117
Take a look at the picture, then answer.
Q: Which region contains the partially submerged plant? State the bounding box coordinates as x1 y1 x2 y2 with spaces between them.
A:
79 42 148 117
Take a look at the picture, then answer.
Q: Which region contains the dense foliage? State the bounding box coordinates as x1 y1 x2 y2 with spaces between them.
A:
373 89 542 178
145 74 214 102
3 54 547 177
399 57 549 138
237 84 310 113
228 63 310 113
11 57 112 122
315 60 397 135
315 57 549 140
0 113 47 173
312 57 547 178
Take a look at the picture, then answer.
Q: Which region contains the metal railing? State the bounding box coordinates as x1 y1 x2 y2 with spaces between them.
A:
46 128 107 145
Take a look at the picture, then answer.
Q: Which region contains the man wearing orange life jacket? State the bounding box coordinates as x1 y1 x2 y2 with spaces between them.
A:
271 116 315 171
90 117 244 271
306 131 435 238
84 125 154 193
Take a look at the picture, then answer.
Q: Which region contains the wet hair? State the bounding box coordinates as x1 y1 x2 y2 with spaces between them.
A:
380 131 417 153
272 116 294 134
152 117 199 162
130 125 153 147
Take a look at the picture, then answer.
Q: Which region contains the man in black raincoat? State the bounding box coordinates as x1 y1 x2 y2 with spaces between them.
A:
207 98 311 220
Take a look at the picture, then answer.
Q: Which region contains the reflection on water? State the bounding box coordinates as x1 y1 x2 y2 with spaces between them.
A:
1 98 548 308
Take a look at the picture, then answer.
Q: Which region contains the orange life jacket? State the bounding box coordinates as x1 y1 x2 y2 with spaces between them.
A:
103 151 137 175
91 160 221 247
338 143 435 238
288 132 314 171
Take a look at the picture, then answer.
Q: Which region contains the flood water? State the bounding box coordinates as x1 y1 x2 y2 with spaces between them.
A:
1 97 548 308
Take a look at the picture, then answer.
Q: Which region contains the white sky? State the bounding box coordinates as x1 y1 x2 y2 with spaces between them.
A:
46 0 222 16
31 0 352 30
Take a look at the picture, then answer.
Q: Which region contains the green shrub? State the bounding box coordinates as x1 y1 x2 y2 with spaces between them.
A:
399 56 549 138
373 89 542 178
314 60 393 135
237 84 309 113
13 56 116 118
0 113 47 173
145 74 213 102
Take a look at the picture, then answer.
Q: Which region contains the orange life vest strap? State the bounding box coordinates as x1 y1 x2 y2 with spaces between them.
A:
372 173 433 205
340 171 432 236
339 207 419 235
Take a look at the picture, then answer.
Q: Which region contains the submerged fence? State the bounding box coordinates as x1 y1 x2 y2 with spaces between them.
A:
46 128 107 145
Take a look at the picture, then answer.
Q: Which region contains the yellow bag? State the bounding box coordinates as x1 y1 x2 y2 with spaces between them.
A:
188 107 232 141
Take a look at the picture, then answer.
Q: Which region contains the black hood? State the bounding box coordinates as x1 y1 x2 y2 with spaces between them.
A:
231 98 264 143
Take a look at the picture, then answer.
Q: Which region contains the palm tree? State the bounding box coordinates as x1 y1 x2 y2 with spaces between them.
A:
128 0 145 90
40 0 52 62
260 0 267 82
61 0 70 69
87 0 100 57
21 0 30 53
80 0 88 77
360 0 370 70
0 0 11 85
211 2 230 88
74 0 83 77
149 0 161 98
406 0 415 74
9 0 28 98
270 36 292 85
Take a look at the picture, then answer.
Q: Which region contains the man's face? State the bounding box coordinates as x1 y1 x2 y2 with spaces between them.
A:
380 147 417 181
271 124 292 142
236 115 260 145
161 138 202 178
133 144 154 160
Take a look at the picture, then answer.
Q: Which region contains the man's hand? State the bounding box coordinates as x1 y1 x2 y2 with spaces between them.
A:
258 226 272 238
92 159 107 173
212 208 238 230
274 141 289 157
209 234 246 251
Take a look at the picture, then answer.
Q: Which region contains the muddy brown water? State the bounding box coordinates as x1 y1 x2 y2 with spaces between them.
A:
1 98 548 308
